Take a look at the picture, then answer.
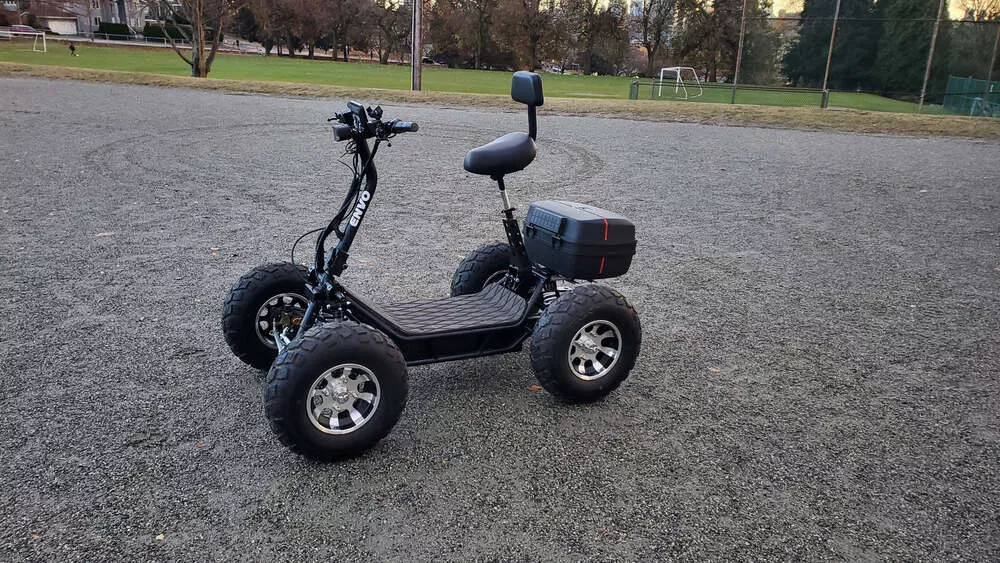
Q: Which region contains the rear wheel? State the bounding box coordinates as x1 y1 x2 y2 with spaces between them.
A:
264 321 408 461
530 284 641 402
451 242 512 296
222 262 309 370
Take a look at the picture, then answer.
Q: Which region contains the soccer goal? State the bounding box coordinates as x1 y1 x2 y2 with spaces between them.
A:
0 28 47 52
657 67 703 100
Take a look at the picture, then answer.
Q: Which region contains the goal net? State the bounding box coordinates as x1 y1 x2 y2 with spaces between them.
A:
0 28 47 52
656 67 703 100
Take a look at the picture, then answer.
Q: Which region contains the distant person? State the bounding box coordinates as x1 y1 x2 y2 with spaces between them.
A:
235 39 240 51
68 42 78 56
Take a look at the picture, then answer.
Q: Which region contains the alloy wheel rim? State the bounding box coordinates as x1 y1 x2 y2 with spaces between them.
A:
567 320 622 381
255 292 308 348
306 363 381 435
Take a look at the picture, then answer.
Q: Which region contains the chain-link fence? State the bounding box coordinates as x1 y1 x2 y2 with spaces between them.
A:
641 4 1000 116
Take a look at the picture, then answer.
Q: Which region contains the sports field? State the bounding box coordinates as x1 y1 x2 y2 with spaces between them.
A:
0 41 933 113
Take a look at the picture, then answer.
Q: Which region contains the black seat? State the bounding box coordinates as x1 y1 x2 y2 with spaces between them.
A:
463 132 536 177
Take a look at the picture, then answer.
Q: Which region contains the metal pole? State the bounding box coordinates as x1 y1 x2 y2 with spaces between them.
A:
918 0 946 111
821 0 842 94
410 0 422 91
985 22 1000 103
730 0 750 104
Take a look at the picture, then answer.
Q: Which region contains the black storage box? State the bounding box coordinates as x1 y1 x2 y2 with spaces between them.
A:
523 200 636 279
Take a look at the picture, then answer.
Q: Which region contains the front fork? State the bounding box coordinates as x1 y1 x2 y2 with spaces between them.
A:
291 270 338 344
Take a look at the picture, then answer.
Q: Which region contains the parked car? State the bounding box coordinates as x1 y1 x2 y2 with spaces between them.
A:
10 25 38 33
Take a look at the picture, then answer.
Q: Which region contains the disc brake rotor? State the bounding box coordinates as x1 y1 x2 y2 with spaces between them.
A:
255 292 308 348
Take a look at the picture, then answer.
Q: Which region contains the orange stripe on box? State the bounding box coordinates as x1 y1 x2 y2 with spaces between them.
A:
602 218 609 240
599 256 606 274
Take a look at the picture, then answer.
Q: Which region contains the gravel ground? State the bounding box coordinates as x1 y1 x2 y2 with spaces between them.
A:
1 77 999 561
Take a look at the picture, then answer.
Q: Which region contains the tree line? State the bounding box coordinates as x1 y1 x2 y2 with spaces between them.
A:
227 0 782 80
783 0 1000 97
151 0 997 100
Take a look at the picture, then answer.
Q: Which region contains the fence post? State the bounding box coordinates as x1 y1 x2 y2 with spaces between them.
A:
821 89 830 108
820 0 842 98
918 0 946 112
730 0 750 104
986 22 1000 103
629 81 638 100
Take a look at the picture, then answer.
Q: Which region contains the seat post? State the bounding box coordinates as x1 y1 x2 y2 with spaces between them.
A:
493 175 530 273
497 176 512 210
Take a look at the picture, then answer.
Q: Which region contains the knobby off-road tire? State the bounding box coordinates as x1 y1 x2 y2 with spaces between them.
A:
222 262 309 371
450 242 512 296
264 321 408 461
530 284 641 403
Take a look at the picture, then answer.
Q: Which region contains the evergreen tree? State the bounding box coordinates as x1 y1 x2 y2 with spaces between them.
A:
741 0 783 84
782 0 880 90
873 0 947 95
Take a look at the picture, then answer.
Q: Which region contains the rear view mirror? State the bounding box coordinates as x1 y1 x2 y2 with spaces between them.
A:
511 71 544 107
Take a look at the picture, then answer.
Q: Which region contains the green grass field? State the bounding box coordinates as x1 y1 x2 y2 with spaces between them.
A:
0 40 938 114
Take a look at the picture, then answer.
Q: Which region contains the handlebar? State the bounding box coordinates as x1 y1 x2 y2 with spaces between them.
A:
329 102 418 142
332 124 353 142
391 121 419 133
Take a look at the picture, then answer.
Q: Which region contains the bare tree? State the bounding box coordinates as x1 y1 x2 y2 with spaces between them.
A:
458 0 497 69
150 0 233 77
327 0 369 61
371 0 410 64
564 0 601 73
289 0 331 58
960 0 1000 19
563 0 629 74
495 0 563 70
633 0 676 76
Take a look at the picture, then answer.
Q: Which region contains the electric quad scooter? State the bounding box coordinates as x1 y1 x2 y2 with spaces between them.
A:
222 72 641 461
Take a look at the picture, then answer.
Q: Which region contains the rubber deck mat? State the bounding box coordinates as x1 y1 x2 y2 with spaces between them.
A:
376 284 527 336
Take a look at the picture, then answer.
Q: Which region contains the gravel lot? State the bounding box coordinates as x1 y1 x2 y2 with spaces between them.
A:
2 77 999 560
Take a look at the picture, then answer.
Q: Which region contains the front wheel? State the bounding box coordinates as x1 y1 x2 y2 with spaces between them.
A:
222 262 309 370
530 285 641 403
264 321 408 461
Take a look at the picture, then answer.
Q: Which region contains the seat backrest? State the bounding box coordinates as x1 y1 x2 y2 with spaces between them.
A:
511 72 543 140
511 71 544 107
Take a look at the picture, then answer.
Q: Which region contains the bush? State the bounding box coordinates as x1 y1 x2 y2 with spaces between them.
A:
97 22 133 38
142 22 221 42
143 22 191 41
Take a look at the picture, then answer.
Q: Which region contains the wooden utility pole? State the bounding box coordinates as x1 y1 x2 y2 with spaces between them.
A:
821 0 842 94
411 0 422 91
918 0 946 111
730 0 750 104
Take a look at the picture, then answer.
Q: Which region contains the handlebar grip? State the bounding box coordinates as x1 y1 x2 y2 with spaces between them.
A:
332 124 354 142
392 121 419 133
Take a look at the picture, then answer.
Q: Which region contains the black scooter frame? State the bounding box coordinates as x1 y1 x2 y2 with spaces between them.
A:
293 129 554 367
